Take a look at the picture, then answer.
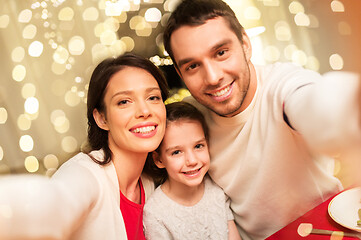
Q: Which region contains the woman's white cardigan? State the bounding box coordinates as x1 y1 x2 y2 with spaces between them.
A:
0 150 154 240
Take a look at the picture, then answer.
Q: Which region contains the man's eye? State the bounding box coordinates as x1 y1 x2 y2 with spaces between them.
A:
186 63 198 71
217 50 226 56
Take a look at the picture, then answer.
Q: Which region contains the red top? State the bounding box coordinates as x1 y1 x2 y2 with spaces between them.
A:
119 179 146 240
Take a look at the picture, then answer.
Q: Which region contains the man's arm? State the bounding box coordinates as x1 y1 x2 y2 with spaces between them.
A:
284 71 361 157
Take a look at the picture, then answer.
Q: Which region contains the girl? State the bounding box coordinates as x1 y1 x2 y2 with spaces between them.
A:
143 101 241 240
0 53 168 240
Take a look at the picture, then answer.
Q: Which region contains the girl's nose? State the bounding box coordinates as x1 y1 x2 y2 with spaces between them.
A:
185 152 197 166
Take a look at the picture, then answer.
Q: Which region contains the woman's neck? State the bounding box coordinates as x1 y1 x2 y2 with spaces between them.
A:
161 179 205 207
111 149 148 203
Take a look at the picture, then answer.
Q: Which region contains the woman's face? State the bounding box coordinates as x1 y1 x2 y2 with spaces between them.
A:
95 66 166 156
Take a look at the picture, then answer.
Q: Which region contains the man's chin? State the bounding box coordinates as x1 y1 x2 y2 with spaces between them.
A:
208 105 242 117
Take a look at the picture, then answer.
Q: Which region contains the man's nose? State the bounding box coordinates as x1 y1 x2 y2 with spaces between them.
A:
203 60 223 85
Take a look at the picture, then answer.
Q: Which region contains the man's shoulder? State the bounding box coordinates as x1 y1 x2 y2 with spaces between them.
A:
255 62 314 79
255 62 322 93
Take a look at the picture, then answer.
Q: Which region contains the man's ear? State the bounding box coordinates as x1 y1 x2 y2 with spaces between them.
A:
152 151 165 169
241 31 252 62
93 109 109 131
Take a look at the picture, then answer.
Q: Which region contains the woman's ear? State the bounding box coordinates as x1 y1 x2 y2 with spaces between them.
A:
93 108 109 131
152 151 165 169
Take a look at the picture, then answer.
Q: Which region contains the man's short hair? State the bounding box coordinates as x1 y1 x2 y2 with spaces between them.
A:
163 0 245 68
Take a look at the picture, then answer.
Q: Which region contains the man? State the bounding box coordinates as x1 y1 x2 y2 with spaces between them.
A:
163 0 361 239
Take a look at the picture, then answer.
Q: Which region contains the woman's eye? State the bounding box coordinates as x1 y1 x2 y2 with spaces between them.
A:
149 95 161 101
118 100 129 105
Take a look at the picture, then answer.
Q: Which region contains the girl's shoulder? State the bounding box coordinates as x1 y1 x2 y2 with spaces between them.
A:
203 175 228 200
144 185 171 214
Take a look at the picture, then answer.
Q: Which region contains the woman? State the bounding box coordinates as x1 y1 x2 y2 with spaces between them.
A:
0 53 168 240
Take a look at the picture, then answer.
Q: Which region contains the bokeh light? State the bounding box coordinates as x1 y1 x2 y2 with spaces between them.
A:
65 90 81 107
145 8 162 22
22 24 37 39
61 136 78 153
58 7 74 21
53 45 69 64
83 7 99 21
51 109 70 133
264 46 280 62
18 9 32 23
24 156 39 173
11 47 25 62
0 146 3 161
275 21 292 41
294 13 310 26
28 41 44 57
43 154 59 170
0 15 10 28
24 97 39 114
17 114 32 131
292 50 308 66
12 65 26 82
21 83 36 99
289 1 304 14
100 30 117 45
0 108 8 124
338 21 351 35
329 53 344 70
19 135 34 152
331 0 345 12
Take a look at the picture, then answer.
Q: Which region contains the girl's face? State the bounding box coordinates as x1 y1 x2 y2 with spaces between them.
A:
156 120 210 190
94 66 166 156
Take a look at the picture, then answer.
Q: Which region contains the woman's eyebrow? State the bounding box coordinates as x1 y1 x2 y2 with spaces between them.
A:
111 87 161 100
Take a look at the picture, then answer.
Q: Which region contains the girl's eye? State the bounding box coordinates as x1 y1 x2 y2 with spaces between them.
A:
171 150 181 156
195 144 204 149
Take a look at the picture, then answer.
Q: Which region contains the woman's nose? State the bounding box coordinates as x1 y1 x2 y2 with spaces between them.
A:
135 101 151 118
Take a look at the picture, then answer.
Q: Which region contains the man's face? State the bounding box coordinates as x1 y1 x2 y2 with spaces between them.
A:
170 17 253 117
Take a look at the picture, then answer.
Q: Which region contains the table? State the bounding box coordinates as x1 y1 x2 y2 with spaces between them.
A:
266 190 361 239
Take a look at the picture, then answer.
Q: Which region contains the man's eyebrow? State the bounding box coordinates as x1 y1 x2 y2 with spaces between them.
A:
211 39 231 52
176 39 232 69
177 58 193 69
